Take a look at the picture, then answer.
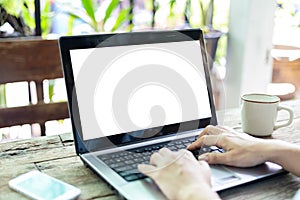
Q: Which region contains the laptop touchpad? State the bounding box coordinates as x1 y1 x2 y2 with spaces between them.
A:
211 165 240 185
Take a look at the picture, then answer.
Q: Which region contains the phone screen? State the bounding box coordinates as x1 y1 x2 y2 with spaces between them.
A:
19 175 70 199
9 171 80 200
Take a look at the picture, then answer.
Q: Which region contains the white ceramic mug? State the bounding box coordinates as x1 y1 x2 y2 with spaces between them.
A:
241 94 294 136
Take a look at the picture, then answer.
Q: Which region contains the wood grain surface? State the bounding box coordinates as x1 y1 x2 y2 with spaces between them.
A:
1 100 300 200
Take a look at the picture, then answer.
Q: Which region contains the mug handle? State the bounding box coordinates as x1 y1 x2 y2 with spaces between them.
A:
274 105 294 130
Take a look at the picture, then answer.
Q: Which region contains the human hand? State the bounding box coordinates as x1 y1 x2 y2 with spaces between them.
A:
188 125 270 167
138 148 220 200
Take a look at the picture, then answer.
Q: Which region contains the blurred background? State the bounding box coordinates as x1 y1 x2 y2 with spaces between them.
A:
0 0 299 141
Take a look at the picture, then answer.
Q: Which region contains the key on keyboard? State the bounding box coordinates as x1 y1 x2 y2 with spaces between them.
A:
98 137 224 181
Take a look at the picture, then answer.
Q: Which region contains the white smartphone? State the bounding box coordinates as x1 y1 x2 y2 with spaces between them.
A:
9 171 81 200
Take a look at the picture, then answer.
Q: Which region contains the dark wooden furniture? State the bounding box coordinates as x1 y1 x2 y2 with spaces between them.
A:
0 38 69 136
1 100 300 199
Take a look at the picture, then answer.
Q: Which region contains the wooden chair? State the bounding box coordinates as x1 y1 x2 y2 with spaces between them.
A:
0 38 69 136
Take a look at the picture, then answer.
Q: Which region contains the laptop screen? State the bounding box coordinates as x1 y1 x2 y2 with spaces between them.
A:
70 40 211 140
60 30 217 152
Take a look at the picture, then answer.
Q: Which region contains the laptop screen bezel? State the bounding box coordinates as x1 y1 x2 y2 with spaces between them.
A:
59 29 217 154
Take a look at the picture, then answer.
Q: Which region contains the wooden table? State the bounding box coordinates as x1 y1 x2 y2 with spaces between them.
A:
1 100 300 200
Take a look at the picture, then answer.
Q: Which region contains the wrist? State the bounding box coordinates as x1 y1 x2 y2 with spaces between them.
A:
260 139 289 164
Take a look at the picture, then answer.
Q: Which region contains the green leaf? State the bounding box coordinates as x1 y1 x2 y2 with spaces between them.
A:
144 0 153 10
65 7 92 25
198 0 213 27
103 0 120 25
199 0 206 26
67 15 76 35
81 0 98 30
48 80 55 102
111 7 130 32
20 0 36 33
81 0 95 20
169 0 176 17
64 4 99 31
24 0 35 11
169 0 176 8
124 23 134 32
41 0 54 37
22 4 35 30
0 0 23 17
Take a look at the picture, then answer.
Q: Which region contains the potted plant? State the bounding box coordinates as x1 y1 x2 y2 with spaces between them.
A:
161 0 223 69
184 0 224 70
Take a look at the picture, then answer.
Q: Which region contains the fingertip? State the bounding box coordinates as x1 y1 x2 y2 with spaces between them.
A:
187 144 193 150
138 164 156 174
203 152 226 165
137 164 145 172
159 147 172 154
198 153 209 162
178 149 189 155
206 125 214 129
137 164 148 173
189 137 205 150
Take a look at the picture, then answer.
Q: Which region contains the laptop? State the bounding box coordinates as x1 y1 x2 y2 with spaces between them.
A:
59 29 284 199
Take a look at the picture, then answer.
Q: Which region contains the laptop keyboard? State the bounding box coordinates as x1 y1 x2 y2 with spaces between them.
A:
98 137 224 182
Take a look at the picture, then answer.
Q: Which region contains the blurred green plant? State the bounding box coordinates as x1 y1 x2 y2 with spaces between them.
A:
0 0 54 37
165 0 214 31
65 0 132 34
166 0 226 67
22 0 55 37
0 0 23 17
0 0 28 36
48 80 55 102
198 0 214 28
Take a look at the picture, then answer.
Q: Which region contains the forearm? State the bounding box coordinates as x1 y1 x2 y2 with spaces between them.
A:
263 140 300 176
